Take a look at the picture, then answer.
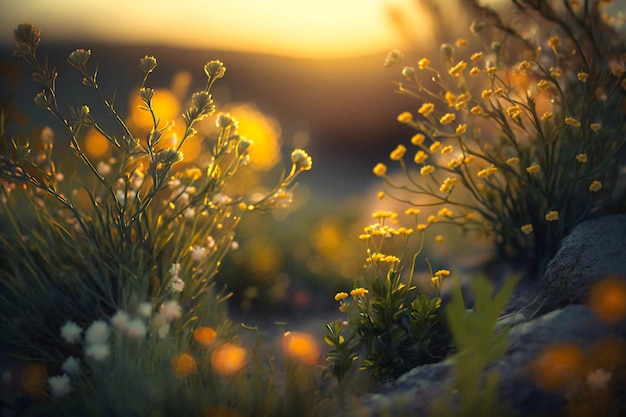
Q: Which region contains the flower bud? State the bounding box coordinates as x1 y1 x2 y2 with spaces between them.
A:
140 87 154 103
401 66 415 78
139 55 157 74
34 91 49 109
67 49 91 71
291 149 312 172
440 43 455 59
204 60 226 80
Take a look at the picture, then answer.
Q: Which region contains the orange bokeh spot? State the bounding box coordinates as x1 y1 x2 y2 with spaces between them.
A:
83 128 111 158
171 352 197 378
588 276 626 323
210 343 247 376
20 363 48 398
193 326 217 347
529 343 584 392
282 331 320 365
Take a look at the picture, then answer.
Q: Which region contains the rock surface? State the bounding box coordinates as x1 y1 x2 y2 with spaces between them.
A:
542 215 626 307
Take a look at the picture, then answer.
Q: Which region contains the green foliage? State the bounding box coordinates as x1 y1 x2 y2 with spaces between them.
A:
378 0 625 275
430 274 519 417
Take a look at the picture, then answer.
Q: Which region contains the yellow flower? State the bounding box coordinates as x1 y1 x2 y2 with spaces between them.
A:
445 91 456 107
334 292 349 301
373 163 387 177
390 144 407 160
427 214 438 223
435 269 450 276
411 133 425 145
526 164 541 174
397 111 413 123
435 235 444 243
429 141 441 153
358 233 371 240
339 304 349 312
541 111 554 121
418 58 431 69
416 224 428 231
441 145 453 154
481 89 493 99
350 288 369 297
589 180 602 192
518 60 531 71
537 79 552 91
437 207 453 217
477 165 498 178
548 35 561 48
469 66 481 76
455 38 468 47
494 87 505 96
377 191 385 199
448 158 462 169
470 105 484 115
440 177 457 193
455 124 467 135
590 123 601 133
418 102 435 117
576 153 588 163
470 52 483 61
521 224 533 234
420 165 435 176
577 71 588 82
565 117 581 128
448 60 467 77
506 105 523 119
550 67 563 77
414 150 429 164
506 157 520 165
440 113 456 125
486 65 497 75
464 155 475 164
372 210 396 219
545 211 559 221
405 208 421 215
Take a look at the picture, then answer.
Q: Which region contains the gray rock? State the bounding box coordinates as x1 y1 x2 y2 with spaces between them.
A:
542 215 626 308
348 304 626 417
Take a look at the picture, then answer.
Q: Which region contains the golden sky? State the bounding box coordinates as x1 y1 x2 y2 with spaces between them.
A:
1 0 435 59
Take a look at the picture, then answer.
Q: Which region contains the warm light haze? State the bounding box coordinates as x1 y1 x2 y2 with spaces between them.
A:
1 0 436 59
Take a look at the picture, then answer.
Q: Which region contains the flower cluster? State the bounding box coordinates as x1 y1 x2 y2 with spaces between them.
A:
377 2 625 273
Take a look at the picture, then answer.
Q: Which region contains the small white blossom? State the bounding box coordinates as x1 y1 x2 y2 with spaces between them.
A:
169 263 181 276
206 236 215 249
125 319 148 339
85 344 111 361
85 320 110 346
97 161 111 176
159 300 182 321
61 356 80 376
212 193 232 205
190 245 208 262
184 207 195 219
110 311 129 330
230 241 239 250
137 302 152 318
60 321 83 344
48 374 72 397
157 323 170 339
170 277 185 292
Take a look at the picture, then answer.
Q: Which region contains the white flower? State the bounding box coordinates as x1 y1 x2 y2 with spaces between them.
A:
169 263 181 276
125 319 148 339
212 193 232 205
184 207 195 219
190 245 208 262
85 344 111 361
48 374 71 397
137 302 152 318
60 321 83 344
159 300 182 321
170 277 185 292
206 236 215 249
230 241 239 250
61 356 80 376
110 311 129 330
97 161 111 176
587 368 612 392
85 320 111 346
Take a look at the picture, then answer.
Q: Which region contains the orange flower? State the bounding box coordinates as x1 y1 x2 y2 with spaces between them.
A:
211 343 247 376
529 343 584 391
588 276 626 323
193 326 217 347
171 352 197 378
282 331 320 365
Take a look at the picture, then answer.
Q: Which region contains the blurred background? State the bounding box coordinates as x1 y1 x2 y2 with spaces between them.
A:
1 0 557 326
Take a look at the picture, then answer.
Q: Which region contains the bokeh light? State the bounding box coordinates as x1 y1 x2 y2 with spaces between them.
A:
171 351 197 378
193 326 217 347
282 331 320 365
588 276 626 324
210 343 247 376
529 343 585 392
83 128 111 159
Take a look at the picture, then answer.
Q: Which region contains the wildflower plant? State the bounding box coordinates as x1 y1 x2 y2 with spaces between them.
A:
324 209 450 384
0 23 312 414
379 0 625 274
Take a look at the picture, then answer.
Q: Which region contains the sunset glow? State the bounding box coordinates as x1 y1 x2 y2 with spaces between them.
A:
1 0 434 58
